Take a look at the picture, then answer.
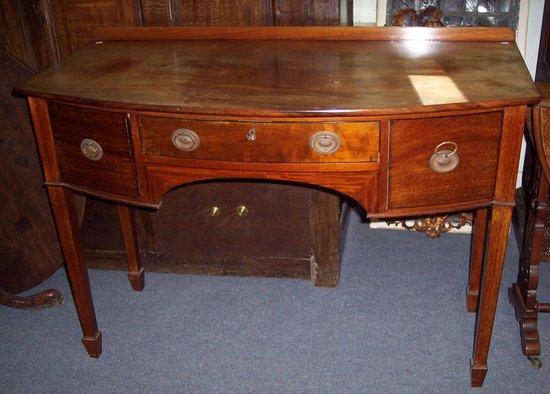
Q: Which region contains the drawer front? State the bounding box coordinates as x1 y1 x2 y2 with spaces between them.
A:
139 116 379 163
388 112 502 209
49 102 139 197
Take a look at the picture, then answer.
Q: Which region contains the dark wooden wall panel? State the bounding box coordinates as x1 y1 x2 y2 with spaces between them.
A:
49 0 141 58
1 0 353 71
0 0 58 71
0 1 29 66
139 0 178 26
274 0 341 26
178 0 273 26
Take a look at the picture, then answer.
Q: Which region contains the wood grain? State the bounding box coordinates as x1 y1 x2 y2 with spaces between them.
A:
139 0 178 26
388 112 502 209
139 116 379 163
17 35 537 117
48 102 140 198
494 106 527 202
49 0 141 58
92 26 517 42
309 188 341 286
471 204 514 387
47 186 102 358
467 208 488 312
178 0 273 26
144 163 378 213
274 0 341 26
117 205 145 291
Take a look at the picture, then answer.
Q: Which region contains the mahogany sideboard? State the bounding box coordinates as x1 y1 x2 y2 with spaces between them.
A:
16 26 539 387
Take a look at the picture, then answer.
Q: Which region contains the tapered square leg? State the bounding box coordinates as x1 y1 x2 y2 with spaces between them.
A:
470 205 513 387
82 332 103 358
470 360 488 387
467 208 488 312
117 205 145 291
47 187 102 357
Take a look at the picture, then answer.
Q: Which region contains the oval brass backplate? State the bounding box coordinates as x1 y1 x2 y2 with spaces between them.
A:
80 139 103 161
429 149 460 173
310 131 341 154
171 128 200 152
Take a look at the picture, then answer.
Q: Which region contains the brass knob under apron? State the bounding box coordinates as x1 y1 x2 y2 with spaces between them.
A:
236 205 249 216
210 206 221 217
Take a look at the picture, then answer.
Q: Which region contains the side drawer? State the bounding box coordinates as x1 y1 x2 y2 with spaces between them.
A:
139 116 379 163
388 112 502 209
48 102 139 197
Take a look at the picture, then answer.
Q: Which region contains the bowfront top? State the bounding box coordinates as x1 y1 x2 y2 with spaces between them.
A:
16 27 539 117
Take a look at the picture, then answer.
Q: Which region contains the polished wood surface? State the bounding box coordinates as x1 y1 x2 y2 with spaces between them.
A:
21 27 537 387
92 26 516 41
388 112 501 209
48 102 139 197
467 208 488 313
139 117 379 162
46 186 102 357
17 28 537 117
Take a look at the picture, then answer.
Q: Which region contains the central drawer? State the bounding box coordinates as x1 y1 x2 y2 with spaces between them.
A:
138 116 379 163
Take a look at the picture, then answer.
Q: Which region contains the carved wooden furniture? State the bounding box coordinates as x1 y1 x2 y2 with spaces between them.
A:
386 213 472 239
16 26 538 387
0 49 64 310
391 6 444 27
509 82 550 368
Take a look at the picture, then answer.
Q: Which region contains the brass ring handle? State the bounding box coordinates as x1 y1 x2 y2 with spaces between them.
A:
171 128 200 152
429 141 459 173
310 131 341 154
80 139 103 161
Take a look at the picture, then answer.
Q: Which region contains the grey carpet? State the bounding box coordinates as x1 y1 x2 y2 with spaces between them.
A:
2 209 550 393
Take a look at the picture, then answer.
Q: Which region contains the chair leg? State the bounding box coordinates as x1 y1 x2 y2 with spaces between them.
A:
509 161 548 364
